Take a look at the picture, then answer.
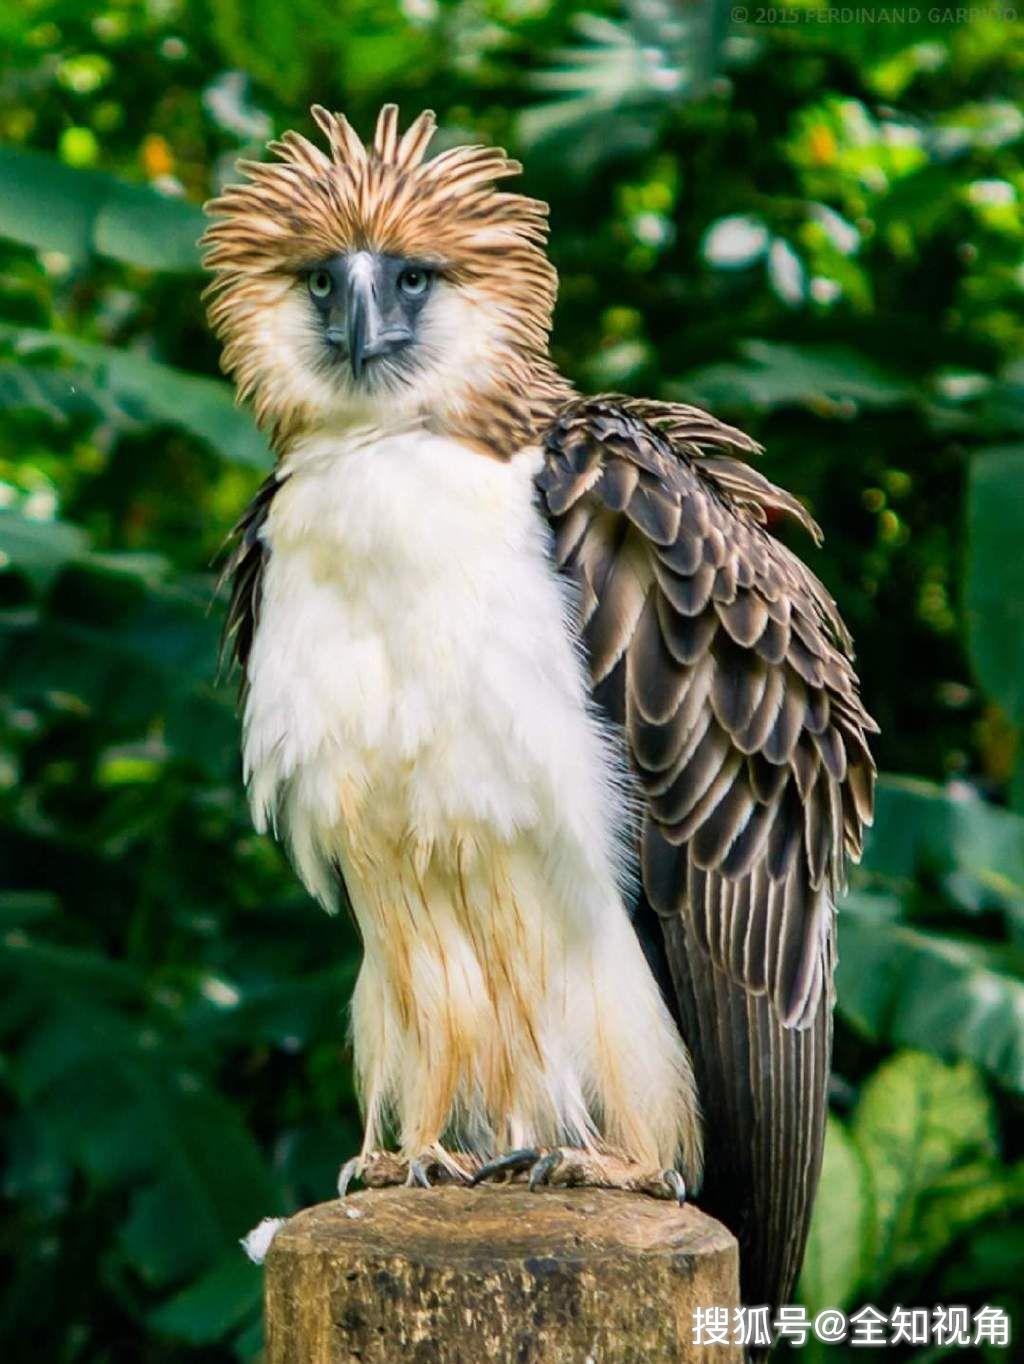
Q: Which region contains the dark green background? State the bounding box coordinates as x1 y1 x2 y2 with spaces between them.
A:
0 2 1022 1359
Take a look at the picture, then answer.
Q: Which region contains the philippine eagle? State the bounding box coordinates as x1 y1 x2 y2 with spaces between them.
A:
202 105 876 1320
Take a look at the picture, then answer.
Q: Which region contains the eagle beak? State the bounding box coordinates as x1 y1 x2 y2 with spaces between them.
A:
345 269 378 381
344 258 413 381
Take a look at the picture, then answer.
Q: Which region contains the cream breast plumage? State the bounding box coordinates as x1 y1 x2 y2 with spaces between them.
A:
202 104 877 1336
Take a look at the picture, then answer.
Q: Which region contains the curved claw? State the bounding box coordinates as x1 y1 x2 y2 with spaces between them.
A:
407 1158 432 1189
528 1150 564 1191
337 1156 360 1199
663 1168 687 1206
470 1147 541 1186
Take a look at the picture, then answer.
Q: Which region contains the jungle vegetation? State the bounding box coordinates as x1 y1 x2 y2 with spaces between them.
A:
0 3 1021 1359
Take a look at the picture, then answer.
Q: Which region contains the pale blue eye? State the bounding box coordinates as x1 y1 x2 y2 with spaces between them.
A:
398 268 430 298
308 269 333 299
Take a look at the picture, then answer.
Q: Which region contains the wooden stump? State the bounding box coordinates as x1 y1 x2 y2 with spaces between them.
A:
264 1185 741 1363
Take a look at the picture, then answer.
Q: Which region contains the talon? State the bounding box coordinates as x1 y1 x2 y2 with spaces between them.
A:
470 1147 541 1186
337 1156 360 1198
407 1158 432 1189
663 1169 686 1205
528 1150 563 1190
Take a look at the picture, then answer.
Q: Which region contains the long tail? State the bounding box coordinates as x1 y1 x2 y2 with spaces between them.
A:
660 903 832 1347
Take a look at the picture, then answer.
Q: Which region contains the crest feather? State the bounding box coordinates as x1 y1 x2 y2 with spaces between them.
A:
396 109 437 169
203 104 555 289
267 130 330 174
310 105 366 166
201 104 563 443
373 104 400 161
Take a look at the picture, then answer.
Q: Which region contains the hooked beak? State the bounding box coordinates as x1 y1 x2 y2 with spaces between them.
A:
342 263 412 381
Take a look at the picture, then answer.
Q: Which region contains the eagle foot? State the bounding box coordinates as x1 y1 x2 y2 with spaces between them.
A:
470 1146 686 1204
337 1148 476 1196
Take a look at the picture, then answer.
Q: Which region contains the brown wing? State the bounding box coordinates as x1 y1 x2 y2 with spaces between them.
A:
536 395 877 1318
218 471 284 697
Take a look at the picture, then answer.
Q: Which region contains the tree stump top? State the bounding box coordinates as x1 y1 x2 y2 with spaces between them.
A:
265 1186 741 1364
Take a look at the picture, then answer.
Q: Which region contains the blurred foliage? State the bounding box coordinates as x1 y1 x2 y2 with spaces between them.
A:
0 1 1022 1359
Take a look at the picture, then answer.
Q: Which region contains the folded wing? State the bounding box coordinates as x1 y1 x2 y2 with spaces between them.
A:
537 395 876 1317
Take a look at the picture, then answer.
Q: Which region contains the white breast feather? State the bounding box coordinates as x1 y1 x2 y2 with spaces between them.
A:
243 425 701 1176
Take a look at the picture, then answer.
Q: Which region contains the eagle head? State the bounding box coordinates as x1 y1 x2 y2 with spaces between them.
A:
202 105 558 444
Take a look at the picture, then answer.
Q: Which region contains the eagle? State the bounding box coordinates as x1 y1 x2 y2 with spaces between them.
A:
202 105 877 1323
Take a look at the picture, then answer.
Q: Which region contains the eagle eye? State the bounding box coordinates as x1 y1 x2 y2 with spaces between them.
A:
398 267 431 298
308 268 333 300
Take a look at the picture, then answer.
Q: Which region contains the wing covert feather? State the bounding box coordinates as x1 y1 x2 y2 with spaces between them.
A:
537 395 876 1318
219 471 282 695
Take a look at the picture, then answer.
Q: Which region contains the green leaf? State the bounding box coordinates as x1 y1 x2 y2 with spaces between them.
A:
0 327 270 468
916 1160 1024 1272
6 1001 169 1188
210 0 320 104
205 967 352 1049
148 1253 261 1345
150 1261 261 1348
837 897 1024 1093
517 3 723 177
7 987 285 1292
0 891 59 928
0 511 88 590
4 1109 72 1210
0 937 145 1011
233 1315 264 1362
119 1083 284 1287
799 1117 871 1315
873 162 958 240
852 1052 997 1288
941 1217 1024 1297
0 532 224 726
0 361 124 426
51 565 218 684
966 445 1024 795
863 775 1024 920
680 340 915 414
0 146 203 271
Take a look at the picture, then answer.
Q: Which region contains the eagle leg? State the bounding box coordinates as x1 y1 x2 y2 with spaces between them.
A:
337 1147 476 1196
472 1147 686 1204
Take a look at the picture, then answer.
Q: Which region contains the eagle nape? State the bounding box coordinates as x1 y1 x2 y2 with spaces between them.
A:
204 101 877 1337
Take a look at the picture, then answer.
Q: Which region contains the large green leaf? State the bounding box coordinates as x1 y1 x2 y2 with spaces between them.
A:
147 1253 261 1346
1 529 228 750
915 1159 1024 1277
799 1117 871 1316
5 972 285 1297
0 361 124 427
941 1218 1024 1298
0 936 145 1009
119 1081 283 1288
197 966 353 1049
0 510 88 589
210 0 324 104
872 162 958 239
837 895 1024 1093
0 326 270 468
863 775 1024 918
0 891 58 929
680 340 915 413
852 1052 997 1287
4 574 222 723
0 146 203 271
966 444 1024 802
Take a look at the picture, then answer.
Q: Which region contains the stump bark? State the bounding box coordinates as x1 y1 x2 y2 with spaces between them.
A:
264 1185 741 1364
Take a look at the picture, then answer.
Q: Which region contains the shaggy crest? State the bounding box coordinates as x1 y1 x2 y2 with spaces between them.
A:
202 105 562 444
